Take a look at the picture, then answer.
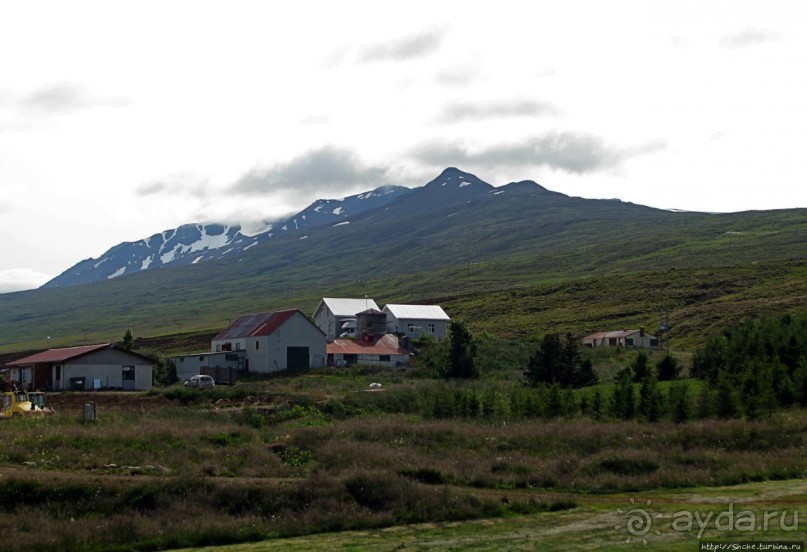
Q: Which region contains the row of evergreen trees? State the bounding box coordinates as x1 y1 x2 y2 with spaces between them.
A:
691 313 807 416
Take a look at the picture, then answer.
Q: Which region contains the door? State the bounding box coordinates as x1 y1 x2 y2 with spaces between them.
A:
286 347 309 370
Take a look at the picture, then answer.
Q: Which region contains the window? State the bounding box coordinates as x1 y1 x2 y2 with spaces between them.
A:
235 342 241 351
626 338 634 347
256 341 260 350
379 355 391 362
650 338 658 347
122 366 135 381
407 322 415 333
429 322 435 333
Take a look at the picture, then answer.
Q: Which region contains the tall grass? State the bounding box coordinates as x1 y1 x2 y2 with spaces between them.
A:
1 376 805 550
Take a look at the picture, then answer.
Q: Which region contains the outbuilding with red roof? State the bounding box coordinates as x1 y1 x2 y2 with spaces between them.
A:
4 343 155 391
327 333 412 367
582 329 658 349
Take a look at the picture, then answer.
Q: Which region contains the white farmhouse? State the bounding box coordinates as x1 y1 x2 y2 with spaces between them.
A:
212 309 326 373
382 304 450 339
313 297 379 340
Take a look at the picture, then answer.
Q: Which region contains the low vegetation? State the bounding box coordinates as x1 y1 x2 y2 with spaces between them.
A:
0 313 805 550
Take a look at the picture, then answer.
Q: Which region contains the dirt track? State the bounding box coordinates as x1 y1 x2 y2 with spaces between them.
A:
44 391 174 415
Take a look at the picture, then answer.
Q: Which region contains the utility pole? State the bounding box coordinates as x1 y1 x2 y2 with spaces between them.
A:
659 311 670 354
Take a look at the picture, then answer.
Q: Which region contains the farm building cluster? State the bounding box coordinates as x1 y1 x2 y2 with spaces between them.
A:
3 296 660 391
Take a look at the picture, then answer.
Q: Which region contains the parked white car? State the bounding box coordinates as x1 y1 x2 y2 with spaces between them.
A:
184 375 215 389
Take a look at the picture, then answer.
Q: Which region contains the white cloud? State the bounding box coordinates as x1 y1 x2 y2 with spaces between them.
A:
18 82 129 113
437 100 559 123
720 28 782 48
0 268 51 293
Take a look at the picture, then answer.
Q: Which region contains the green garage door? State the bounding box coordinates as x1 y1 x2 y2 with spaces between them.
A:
287 347 310 370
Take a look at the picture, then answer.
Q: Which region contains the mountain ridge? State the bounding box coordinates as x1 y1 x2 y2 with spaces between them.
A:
2 167 805 351
43 184 412 288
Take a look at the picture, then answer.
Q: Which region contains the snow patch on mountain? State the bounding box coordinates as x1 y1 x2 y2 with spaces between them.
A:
43 184 413 288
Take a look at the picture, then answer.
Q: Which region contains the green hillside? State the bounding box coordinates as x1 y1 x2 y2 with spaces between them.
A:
1 173 806 354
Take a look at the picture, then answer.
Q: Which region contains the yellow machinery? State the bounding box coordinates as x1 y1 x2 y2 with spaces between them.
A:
28 391 55 415
0 391 46 418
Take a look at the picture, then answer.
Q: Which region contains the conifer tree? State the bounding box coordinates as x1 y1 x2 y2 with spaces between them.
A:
639 372 663 422
445 320 479 379
611 367 636 419
122 328 134 350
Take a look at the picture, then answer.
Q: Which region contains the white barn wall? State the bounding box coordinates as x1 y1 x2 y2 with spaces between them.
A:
61 362 152 390
214 311 326 374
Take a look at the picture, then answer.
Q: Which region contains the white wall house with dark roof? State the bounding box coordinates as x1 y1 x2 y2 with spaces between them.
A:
383 304 450 339
4 344 154 391
212 309 326 373
313 297 379 341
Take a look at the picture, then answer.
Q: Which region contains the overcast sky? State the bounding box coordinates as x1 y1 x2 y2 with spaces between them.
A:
1 1 805 292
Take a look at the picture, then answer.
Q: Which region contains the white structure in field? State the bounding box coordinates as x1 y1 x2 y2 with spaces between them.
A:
313 297 379 341
382 304 450 339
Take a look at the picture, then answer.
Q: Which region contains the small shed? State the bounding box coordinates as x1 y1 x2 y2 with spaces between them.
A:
170 350 246 384
356 308 387 338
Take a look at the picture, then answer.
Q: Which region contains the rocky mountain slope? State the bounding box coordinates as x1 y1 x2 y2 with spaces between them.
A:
43 185 410 287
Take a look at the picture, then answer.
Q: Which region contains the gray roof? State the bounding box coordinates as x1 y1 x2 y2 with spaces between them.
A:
383 304 450 321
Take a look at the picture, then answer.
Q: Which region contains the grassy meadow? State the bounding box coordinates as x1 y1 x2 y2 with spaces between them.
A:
1 353 805 551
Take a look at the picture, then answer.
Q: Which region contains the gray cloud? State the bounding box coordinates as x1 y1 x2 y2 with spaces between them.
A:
136 173 210 197
410 133 665 174
720 28 781 48
434 67 478 87
360 28 444 62
137 181 170 196
230 146 391 199
19 82 128 113
438 100 559 123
